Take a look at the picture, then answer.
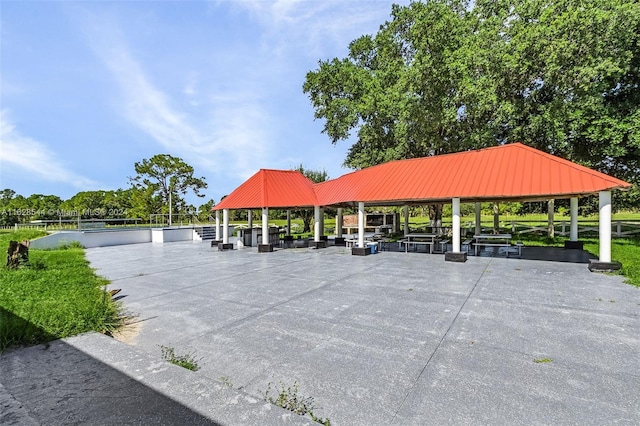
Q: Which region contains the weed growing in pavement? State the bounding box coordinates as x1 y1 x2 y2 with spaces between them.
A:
533 358 553 363
263 380 331 425
220 376 233 387
159 345 201 371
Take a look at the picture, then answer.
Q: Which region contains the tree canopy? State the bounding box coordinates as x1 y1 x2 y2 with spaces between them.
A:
129 154 208 218
303 0 640 185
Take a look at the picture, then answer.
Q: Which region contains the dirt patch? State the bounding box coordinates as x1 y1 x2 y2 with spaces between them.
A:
112 319 142 345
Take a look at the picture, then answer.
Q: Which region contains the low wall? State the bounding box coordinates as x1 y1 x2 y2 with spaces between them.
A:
30 229 152 249
28 226 228 249
151 228 195 243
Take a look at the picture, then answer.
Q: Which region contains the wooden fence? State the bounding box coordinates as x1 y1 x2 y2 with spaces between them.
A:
507 220 640 238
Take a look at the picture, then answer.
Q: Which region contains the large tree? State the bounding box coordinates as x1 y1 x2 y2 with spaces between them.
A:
304 0 640 193
476 0 640 181
129 154 207 220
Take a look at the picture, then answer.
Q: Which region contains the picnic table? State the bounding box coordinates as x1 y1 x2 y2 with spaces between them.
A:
345 233 375 248
473 234 513 257
402 233 440 254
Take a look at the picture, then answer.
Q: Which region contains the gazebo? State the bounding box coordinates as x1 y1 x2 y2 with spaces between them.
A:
213 143 631 270
212 169 319 251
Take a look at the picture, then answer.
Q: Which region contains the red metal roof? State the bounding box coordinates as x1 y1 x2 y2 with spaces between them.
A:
214 169 318 210
215 143 631 210
316 143 631 205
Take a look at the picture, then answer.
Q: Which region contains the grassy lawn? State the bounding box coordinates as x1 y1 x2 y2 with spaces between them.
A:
470 232 640 288
0 230 122 351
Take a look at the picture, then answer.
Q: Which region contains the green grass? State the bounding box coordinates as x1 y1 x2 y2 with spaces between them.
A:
512 233 640 287
0 230 123 351
583 237 640 287
263 381 331 426
159 345 201 371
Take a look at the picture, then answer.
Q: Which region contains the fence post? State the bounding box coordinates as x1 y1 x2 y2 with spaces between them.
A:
616 221 621 237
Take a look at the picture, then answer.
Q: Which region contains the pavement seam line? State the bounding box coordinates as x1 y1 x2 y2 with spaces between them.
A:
185 258 374 341
390 258 493 423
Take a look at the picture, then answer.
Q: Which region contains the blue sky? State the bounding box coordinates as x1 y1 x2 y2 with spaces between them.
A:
1 0 409 206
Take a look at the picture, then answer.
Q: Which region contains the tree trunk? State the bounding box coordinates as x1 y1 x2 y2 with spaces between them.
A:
428 204 443 234
301 211 312 233
493 202 500 234
6 240 29 269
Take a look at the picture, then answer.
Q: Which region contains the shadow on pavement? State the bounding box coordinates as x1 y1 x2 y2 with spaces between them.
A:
0 309 220 426
517 246 597 263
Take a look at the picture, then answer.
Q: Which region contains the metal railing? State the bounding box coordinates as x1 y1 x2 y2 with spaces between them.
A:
8 218 143 231
149 214 215 228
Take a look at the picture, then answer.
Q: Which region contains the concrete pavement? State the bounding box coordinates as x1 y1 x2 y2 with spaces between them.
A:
2 241 639 424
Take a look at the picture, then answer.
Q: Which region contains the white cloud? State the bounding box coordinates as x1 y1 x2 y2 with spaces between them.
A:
226 0 403 58
0 110 98 189
80 12 272 181
98 39 204 152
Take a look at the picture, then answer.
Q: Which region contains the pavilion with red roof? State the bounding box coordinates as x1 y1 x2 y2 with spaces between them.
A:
213 143 631 269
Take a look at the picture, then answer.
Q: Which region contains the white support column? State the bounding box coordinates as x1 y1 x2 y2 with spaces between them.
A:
247 209 253 246
570 197 578 241
403 205 409 236
262 208 269 246
336 208 343 237
286 210 291 236
223 209 229 244
452 198 461 253
599 191 612 263
475 202 482 236
314 206 321 242
215 210 220 241
358 202 365 248
547 199 555 237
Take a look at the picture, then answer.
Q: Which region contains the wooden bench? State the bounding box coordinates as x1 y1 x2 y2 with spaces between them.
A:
402 240 436 253
474 240 523 257
434 239 449 254
398 239 408 250
515 241 524 257
474 241 511 256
